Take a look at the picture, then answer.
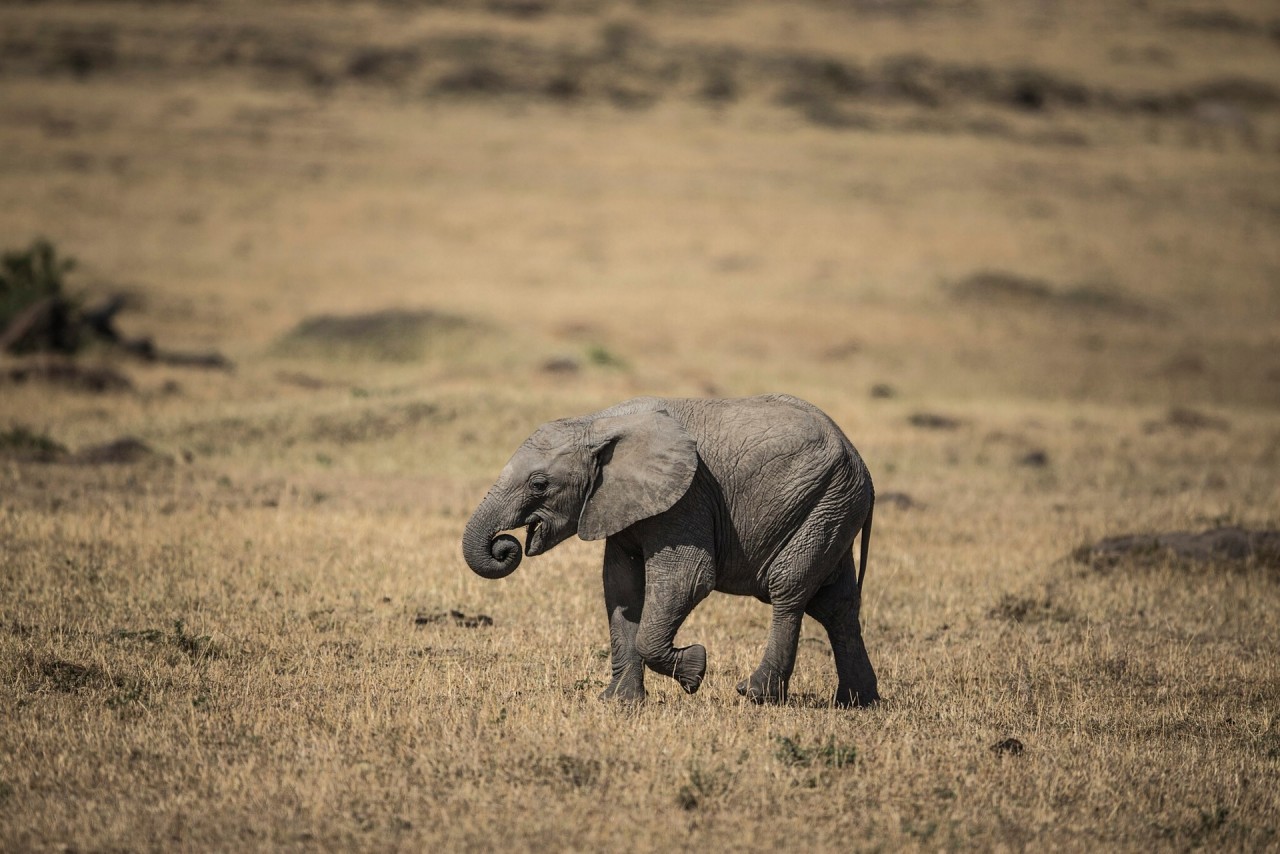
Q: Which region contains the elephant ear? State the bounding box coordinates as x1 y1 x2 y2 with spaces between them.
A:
578 409 698 541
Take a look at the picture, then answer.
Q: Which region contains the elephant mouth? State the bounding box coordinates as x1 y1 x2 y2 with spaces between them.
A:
525 517 545 556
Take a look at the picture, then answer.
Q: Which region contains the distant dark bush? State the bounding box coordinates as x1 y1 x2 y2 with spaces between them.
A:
436 62 511 95
0 239 75 328
57 30 118 79
0 426 69 462
0 238 80 353
1167 10 1258 34
1186 76 1280 109
700 63 738 104
598 20 649 61
953 270 1052 302
345 46 422 84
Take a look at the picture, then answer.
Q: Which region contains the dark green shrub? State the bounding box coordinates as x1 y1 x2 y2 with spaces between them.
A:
0 238 75 329
0 238 80 353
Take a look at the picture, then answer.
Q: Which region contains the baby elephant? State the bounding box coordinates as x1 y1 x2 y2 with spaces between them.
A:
461 394 878 708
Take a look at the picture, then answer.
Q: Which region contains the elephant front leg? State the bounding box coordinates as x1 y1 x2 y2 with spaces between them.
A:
635 547 714 695
738 604 804 704
600 539 647 703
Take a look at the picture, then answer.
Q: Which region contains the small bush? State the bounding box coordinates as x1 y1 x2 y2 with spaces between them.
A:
0 238 79 352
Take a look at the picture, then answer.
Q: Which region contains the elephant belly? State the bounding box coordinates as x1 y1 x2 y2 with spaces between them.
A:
711 557 773 601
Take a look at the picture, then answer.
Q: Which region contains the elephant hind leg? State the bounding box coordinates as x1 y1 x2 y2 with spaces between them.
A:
737 603 803 704
806 553 879 708
742 495 860 705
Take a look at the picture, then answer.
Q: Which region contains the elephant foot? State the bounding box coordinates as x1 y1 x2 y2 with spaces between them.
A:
672 644 706 695
599 680 647 704
737 672 788 705
833 685 880 709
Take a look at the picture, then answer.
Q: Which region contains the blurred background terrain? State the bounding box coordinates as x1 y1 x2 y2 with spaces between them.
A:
1 0 1278 849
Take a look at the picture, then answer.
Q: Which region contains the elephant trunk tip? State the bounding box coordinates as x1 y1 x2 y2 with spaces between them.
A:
464 532 523 580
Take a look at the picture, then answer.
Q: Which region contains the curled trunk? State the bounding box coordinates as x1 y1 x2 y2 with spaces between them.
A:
462 488 523 579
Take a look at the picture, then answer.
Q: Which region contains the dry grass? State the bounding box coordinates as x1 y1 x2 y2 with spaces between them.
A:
2 0 1279 850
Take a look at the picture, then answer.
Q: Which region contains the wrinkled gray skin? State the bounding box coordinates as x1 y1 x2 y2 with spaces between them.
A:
461 394 878 708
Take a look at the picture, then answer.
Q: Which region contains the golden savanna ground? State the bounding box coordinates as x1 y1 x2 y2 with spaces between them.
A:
2 0 1279 849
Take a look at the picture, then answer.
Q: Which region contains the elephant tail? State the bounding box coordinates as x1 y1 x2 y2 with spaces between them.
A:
857 492 874 592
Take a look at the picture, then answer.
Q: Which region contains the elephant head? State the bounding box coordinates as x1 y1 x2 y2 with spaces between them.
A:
462 408 698 579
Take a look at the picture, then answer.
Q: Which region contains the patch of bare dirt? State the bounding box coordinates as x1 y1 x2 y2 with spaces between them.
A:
275 371 341 390
1075 527 1280 572
951 271 1157 320
541 357 581 375
908 412 963 430
1143 407 1231 433
273 309 475 363
73 437 168 465
415 610 494 628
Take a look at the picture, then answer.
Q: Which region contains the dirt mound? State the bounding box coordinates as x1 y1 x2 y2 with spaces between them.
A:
951 271 1156 320
74 437 167 465
1075 527 1280 571
907 412 962 430
1143 407 1231 434
274 309 475 363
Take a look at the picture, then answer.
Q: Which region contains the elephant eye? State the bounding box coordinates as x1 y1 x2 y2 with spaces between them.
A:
530 475 549 494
